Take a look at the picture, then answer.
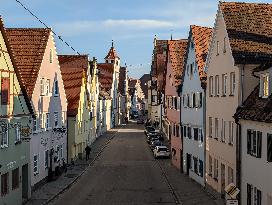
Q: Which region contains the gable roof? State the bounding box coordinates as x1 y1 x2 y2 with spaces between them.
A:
168 39 188 87
220 2 272 64
151 39 168 78
234 85 272 123
140 74 150 99
105 45 120 60
191 25 212 87
0 17 34 115
118 67 126 96
128 78 137 88
97 63 114 91
58 55 87 116
5 28 51 98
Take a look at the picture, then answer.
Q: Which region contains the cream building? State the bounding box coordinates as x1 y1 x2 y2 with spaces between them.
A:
205 2 272 200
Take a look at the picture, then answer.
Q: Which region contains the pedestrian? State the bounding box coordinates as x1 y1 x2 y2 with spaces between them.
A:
85 145 91 161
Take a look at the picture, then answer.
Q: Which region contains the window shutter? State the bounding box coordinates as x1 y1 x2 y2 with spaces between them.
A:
199 92 202 108
267 134 272 162
257 131 262 158
247 129 252 155
1 78 10 105
247 184 252 205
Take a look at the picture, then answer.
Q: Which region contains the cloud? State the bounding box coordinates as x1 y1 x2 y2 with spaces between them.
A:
54 19 180 37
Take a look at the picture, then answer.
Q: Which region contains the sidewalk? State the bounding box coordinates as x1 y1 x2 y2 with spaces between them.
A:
25 127 120 205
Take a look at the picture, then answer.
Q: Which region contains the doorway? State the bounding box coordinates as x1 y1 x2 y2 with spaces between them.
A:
221 163 225 198
22 164 29 200
186 153 191 175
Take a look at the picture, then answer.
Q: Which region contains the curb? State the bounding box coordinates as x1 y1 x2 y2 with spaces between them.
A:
42 128 120 205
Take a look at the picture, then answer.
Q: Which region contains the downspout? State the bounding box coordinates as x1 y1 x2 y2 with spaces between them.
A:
178 87 183 173
234 117 241 204
203 86 207 186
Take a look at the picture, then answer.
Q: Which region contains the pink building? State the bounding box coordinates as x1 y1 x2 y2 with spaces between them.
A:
164 39 188 170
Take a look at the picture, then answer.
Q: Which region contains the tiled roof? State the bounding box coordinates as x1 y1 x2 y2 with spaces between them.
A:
128 78 137 88
234 85 272 123
105 46 120 60
118 67 126 95
151 40 167 78
0 17 33 114
97 63 114 91
220 2 272 64
58 55 87 116
140 74 150 99
191 25 212 87
5 28 50 97
168 39 188 87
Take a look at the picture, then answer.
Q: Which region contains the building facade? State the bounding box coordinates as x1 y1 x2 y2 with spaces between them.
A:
0 18 32 205
6 28 68 188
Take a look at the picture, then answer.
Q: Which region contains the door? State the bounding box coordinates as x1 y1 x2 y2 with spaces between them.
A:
22 164 29 200
221 163 225 197
186 153 191 175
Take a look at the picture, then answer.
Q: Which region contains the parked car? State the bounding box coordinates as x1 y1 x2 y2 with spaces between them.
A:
144 126 155 135
150 140 163 150
137 118 145 124
153 146 170 159
147 135 163 144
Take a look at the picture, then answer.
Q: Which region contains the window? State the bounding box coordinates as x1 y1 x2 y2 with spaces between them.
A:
12 168 19 190
49 49 53 63
187 65 190 76
192 93 196 108
247 184 252 205
188 126 192 139
199 160 203 177
33 115 37 132
60 144 63 159
190 63 193 79
229 121 234 145
193 157 198 174
221 120 226 142
261 73 269 97
46 113 50 129
34 155 38 175
209 76 214 96
40 78 45 96
193 128 198 141
214 158 219 180
54 112 58 127
222 74 227 96
216 41 219 55
254 187 262 205
223 37 227 53
15 123 21 142
1 78 10 105
215 75 219 96
230 72 235 95
267 133 272 162
227 166 233 185
209 117 213 137
1 173 9 196
176 125 180 137
247 184 262 205
177 97 180 110
183 126 187 138
247 129 262 158
45 150 49 168
0 124 8 148
209 155 213 176
173 123 176 136
199 128 203 142
54 80 59 96
187 94 190 107
215 118 219 139
45 79 50 95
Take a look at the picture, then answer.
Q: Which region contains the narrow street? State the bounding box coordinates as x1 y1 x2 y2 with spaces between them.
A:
49 122 220 205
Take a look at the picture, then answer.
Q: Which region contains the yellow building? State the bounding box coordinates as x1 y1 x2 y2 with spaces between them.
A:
58 55 91 163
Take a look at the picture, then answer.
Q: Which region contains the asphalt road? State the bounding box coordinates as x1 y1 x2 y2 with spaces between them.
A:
50 122 221 205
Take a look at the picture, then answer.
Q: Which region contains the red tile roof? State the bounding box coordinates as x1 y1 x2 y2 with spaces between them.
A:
97 63 114 91
191 25 212 87
140 74 150 99
0 17 33 114
5 28 51 98
105 46 120 60
58 55 88 116
168 39 188 87
220 2 272 64
151 40 168 78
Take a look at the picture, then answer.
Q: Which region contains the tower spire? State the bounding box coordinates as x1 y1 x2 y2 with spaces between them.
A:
111 39 114 48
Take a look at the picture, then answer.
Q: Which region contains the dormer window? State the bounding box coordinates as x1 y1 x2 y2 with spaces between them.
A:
216 41 219 55
49 49 53 63
260 73 269 98
223 37 226 53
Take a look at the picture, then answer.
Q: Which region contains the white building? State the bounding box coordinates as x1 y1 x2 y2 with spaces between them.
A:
181 25 212 186
235 63 272 205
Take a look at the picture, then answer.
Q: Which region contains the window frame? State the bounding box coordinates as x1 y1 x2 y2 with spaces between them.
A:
33 154 39 175
230 72 235 96
12 168 19 190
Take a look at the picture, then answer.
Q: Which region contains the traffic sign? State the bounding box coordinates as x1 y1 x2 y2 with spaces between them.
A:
225 183 240 199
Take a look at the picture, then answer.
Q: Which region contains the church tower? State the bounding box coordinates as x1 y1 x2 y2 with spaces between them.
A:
105 40 120 67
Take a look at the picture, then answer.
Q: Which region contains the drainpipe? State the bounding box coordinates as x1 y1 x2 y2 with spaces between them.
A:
234 117 241 204
203 87 207 185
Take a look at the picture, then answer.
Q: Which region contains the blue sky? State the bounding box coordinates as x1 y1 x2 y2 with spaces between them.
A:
0 0 271 78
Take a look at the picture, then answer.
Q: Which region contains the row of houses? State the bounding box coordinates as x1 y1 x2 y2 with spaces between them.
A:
148 2 272 205
0 17 133 205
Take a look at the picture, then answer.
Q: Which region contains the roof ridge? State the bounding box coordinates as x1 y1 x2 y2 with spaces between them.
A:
190 25 212 29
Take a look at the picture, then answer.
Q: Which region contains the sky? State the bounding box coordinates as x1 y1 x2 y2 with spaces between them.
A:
0 0 271 78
